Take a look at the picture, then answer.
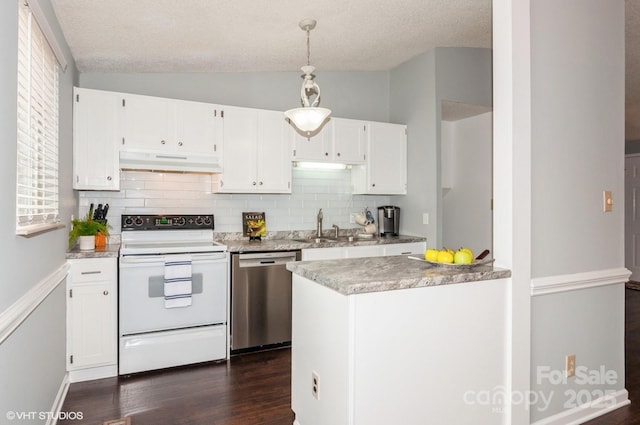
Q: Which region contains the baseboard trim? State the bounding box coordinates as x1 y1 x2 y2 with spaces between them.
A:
531 267 630 296
69 364 117 383
0 262 69 345
531 388 629 425
48 372 70 425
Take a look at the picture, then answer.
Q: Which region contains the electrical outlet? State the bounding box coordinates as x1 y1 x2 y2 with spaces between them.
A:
311 371 320 400
566 354 576 378
349 213 356 224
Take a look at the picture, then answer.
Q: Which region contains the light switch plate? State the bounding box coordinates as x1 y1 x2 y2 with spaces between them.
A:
603 191 613 212
423 213 429 225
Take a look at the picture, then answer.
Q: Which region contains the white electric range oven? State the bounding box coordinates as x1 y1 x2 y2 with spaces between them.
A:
118 214 228 375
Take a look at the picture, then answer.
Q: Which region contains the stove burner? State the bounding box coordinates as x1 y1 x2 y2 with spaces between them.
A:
122 214 214 231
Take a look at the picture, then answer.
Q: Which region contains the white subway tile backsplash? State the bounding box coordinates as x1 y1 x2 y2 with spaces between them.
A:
78 168 391 235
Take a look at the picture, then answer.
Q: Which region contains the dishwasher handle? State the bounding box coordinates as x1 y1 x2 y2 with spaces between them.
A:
236 251 299 268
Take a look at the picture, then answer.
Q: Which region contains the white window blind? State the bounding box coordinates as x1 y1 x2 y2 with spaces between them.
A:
16 0 60 234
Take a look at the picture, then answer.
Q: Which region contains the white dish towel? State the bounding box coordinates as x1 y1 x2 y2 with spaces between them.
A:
164 254 192 308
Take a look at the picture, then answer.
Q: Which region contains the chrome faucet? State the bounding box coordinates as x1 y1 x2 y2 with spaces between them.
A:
332 224 340 238
316 208 323 237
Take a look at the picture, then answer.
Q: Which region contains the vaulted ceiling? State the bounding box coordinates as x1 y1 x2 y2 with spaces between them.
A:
50 0 639 140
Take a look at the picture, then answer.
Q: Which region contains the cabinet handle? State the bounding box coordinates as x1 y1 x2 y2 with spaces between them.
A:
178 141 183 146
337 152 341 157
259 181 263 186
161 140 166 145
372 183 376 187
107 176 112 181
81 271 101 275
103 290 109 296
252 181 257 186
325 152 329 156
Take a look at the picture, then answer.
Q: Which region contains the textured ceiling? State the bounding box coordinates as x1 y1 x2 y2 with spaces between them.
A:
50 0 639 140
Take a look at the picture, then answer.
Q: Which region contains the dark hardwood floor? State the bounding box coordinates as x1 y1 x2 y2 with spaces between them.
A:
59 348 294 425
60 289 640 425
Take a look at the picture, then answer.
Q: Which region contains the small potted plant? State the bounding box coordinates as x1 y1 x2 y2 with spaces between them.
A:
68 212 109 250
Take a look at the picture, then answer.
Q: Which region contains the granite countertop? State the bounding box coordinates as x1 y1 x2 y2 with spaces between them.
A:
220 234 426 253
286 255 511 295
66 244 120 259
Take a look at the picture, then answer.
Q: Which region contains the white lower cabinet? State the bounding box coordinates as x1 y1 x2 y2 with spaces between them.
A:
67 258 117 382
301 241 425 261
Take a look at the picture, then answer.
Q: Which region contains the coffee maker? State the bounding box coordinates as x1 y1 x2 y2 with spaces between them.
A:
377 206 400 237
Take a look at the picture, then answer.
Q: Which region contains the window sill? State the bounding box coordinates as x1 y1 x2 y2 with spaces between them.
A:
16 222 66 238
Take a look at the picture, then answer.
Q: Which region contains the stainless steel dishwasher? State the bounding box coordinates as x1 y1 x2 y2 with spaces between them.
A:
231 250 300 352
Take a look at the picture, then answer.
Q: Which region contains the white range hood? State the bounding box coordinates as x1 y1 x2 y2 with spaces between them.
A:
119 150 221 173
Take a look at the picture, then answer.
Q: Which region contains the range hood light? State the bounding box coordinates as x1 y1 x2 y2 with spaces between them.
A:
294 161 347 170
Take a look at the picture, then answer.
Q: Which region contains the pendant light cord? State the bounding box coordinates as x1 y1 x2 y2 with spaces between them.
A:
306 27 311 66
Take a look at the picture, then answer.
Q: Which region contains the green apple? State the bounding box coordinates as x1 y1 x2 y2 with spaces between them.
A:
454 249 473 265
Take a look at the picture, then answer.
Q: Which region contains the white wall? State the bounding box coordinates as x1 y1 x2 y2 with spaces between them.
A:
442 112 493 255
0 0 78 420
80 168 391 235
528 0 626 422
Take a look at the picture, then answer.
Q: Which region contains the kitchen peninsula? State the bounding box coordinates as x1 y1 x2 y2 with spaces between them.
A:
287 256 512 425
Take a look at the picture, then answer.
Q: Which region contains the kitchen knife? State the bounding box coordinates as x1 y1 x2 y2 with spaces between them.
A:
88 203 94 220
94 204 103 220
102 204 109 220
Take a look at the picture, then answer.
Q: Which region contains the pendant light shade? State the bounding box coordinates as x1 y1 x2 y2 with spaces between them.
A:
285 19 331 136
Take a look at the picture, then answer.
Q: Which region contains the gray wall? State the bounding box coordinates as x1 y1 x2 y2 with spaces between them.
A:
529 0 626 421
79 71 390 122
389 47 492 245
0 0 78 421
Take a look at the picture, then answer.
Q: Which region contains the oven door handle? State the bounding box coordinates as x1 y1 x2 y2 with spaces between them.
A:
120 253 227 264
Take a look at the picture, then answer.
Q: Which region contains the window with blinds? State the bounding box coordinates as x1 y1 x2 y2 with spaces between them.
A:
16 0 60 234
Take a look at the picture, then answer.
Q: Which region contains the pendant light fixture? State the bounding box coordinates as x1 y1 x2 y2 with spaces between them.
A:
284 19 331 137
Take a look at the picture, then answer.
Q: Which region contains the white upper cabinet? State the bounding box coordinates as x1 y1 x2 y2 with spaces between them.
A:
214 107 292 193
292 118 365 164
121 93 222 155
73 87 121 191
331 118 366 163
352 122 407 195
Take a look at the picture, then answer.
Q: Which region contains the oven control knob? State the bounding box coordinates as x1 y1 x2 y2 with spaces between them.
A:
123 217 134 227
176 217 186 226
195 216 204 225
134 217 144 227
203 216 212 226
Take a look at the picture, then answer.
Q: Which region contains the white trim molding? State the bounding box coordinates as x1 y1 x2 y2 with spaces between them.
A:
531 268 631 296
531 389 629 425
48 372 70 425
0 262 70 345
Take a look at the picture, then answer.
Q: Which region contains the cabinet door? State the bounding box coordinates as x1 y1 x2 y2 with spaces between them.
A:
292 121 333 161
122 94 173 152
217 106 258 191
68 282 116 369
257 110 292 193
346 245 384 258
332 118 365 163
301 247 346 261
367 122 407 194
383 242 426 256
72 88 120 190
175 100 222 155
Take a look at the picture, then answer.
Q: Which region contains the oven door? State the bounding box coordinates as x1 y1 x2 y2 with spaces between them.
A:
119 252 227 335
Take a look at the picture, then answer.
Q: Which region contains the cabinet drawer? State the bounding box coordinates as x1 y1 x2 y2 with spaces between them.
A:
69 258 116 283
